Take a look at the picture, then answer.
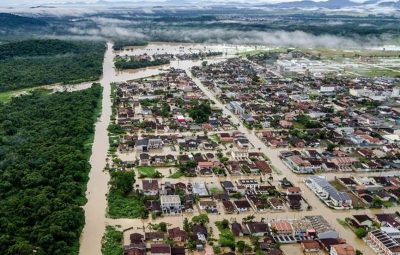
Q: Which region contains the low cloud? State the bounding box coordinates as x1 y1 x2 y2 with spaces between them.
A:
67 20 395 49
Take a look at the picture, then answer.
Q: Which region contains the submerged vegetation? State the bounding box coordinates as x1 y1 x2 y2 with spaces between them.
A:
0 39 106 92
101 226 123 255
0 85 102 255
112 40 148 51
107 170 148 219
114 56 170 70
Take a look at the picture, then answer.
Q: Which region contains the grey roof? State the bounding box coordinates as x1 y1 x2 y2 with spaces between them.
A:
309 176 351 202
136 138 149 146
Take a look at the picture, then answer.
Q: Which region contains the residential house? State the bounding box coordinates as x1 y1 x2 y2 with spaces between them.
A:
220 181 236 194
244 222 269 237
301 240 320 253
145 232 165 242
160 195 182 214
124 243 146 255
151 244 171 255
231 222 243 237
367 229 400 255
142 180 159 196
352 214 373 229
305 176 352 209
330 244 355 255
168 227 187 242
234 200 252 212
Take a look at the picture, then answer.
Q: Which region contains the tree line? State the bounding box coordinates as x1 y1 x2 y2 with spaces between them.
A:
0 85 102 255
0 39 106 92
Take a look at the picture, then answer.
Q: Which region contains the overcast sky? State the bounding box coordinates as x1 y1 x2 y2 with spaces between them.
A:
0 0 376 8
0 0 346 6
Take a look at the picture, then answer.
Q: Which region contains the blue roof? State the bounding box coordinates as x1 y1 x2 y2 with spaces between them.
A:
309 176 350 202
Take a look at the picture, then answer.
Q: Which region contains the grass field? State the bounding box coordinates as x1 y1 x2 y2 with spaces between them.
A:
137 166 157 177
0 87 50 102
361 67 400 78
169 170 184 179
330 180 367 209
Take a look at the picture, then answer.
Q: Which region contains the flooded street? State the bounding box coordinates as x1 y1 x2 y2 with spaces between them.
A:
79 42 114 255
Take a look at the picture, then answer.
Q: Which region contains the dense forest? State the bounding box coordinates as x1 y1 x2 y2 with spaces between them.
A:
0 39 106 92
0 85 102 255
112 40 148 51
114 58 170 70
0 13 48 30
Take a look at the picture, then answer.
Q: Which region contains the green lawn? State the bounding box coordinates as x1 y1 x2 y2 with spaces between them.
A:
361 68 400 78
137 166 159 177
101 226 123 255
169 170 184 179
0 87 51 102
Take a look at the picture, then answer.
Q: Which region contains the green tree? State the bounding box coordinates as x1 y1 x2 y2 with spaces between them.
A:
111 171 135 195
355 228 367 239
189 102 212 124
192 214 209 225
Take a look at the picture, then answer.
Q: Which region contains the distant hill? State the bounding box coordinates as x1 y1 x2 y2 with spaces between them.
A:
258 0 383 9
0 13 47 29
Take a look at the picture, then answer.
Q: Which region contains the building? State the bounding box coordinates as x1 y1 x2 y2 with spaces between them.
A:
160 195 182 214
330 244 355 255
220 181 236 193
305 176 352 209
233 200 252 212
285 155 315 173
229 101 245 116
142 180 159 196
269 220 294 236
244 222 269 237
124 243 146 255
352 214 373 229
301 240 320 253
192 182 209 197
168 227 187 242
238 179 259 190
305 216 338 240
136 138 163 152
367 229 400 255
151 244 171 255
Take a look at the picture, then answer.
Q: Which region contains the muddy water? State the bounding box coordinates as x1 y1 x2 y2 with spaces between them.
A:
79 42 114 255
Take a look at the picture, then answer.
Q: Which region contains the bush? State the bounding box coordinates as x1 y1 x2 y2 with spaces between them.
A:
355 228 367 239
